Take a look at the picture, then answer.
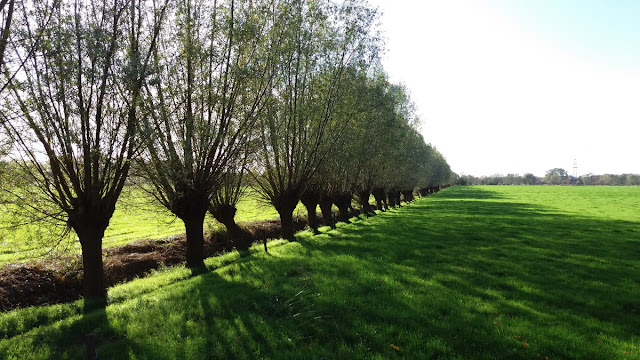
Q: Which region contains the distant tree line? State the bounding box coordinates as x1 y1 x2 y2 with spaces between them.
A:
0 0 452 307
579 173 640 186
458 168 640 186
457 173 539 185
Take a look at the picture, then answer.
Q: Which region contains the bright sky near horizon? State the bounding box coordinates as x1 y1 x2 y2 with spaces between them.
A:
368 0 640 177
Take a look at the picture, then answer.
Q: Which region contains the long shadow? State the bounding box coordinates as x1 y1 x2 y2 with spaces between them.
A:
103 271 281 359
289 187 640 358
2 186 639 359
0 303 133 359
432 186 506 200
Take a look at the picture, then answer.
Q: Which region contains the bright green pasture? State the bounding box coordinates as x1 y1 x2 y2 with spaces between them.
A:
477 185 640 222
0 187 305 266
1 185 639 359
102 187 292 247
0 186 640 359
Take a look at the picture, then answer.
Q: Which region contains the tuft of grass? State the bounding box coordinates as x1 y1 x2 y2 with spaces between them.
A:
1 186 640 359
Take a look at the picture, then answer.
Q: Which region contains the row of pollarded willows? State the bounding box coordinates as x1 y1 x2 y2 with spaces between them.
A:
0 0 454 309
0 186 446 312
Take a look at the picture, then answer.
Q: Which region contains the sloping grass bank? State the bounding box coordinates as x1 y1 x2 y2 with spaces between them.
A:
1 186 639 359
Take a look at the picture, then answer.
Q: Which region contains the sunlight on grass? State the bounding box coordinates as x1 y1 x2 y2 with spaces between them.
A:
1 186 640 359
0 187 306 266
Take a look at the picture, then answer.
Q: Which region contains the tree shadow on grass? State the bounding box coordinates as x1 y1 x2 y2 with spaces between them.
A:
93 251 363 359
2 186 639 359
3 270 287 358
432 186 506 200
0 304 131 359
293 187 640 359
102 272 281 359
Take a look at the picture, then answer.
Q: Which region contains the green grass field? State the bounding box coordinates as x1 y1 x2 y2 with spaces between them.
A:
0 187 306 266
1 185 640 359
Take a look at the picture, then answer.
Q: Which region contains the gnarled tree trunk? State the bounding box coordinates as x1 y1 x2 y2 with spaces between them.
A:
209 204 252 251
68 200 116 310
387 190 401 208
76 227 107 310
386 191 395 208
372 188 386 211
358 189 373 216
273 191 299 241
300 189 320 231
183 213 206 269
401 190 413 203
334 193 352 223
172 191 209 269
319 192 334 228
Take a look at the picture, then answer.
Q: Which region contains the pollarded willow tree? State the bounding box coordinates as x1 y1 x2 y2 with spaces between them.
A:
138 0 280 268
251 0 378 241
315 69 451 217
325 73 418 212
299 65 371 229
434 150 453 188
382 83 420 205
342 71 400 211
208 168 252 250
0 0 167 305
302 67 373 228
297 66 453 229
383 126 452 200
413 143 451 194
338 70 399 216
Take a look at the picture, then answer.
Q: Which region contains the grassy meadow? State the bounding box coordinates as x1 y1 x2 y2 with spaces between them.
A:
1 185 640 359
0 187 306 266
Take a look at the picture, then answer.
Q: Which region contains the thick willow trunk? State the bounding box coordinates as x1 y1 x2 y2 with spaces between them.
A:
77 227 107 310
278 209 295 240
319 193 334 228
358 190 373 216
210 204 251 251
300 190 320 231
273 191 299 241
387 192 396 208
372 188 386 211
334 193 352 223
183 213 206 269
387 190 401 208
69 202 114 312
172 192 209 270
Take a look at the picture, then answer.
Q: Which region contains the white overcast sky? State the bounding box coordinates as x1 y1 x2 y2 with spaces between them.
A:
367 0 640 177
